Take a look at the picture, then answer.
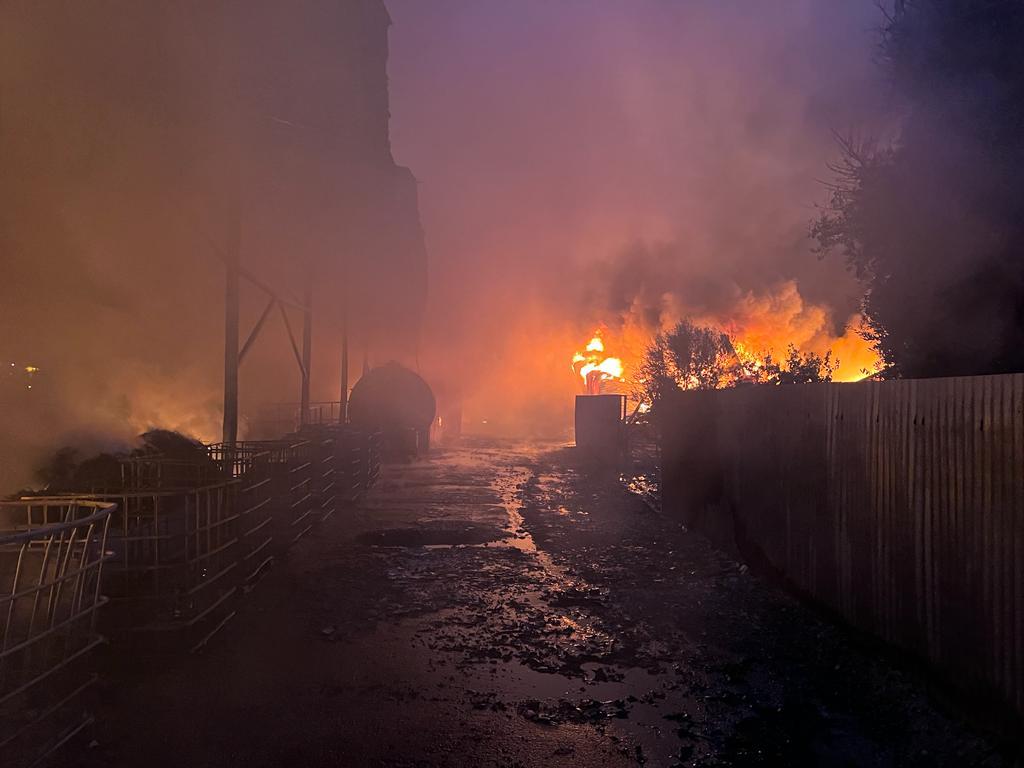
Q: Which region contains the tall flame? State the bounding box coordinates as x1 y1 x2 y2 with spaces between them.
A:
573 331 623 393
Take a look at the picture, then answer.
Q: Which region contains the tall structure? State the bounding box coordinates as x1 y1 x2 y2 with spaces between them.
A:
236 0 428 366
1 0 429 445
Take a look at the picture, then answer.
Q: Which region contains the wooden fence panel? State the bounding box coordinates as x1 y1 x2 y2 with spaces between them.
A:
661 374 1024 719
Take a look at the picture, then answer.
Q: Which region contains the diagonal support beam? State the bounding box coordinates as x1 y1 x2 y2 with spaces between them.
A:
204 231 308 312
300 279 312 426
278 303 307 379
238 296 276 364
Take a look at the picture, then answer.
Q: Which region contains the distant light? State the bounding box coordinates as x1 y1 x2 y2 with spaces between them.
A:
24 365 39 374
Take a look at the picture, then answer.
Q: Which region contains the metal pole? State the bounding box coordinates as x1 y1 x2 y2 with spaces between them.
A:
340 298 349 424
222 190 240 446
300 277 312 426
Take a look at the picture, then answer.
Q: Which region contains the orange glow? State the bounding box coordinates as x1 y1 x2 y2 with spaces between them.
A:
434 283 881 439
580 357 624 381
569 282 883 398
572 331 624 393
731 340 765 381
685 281 883 383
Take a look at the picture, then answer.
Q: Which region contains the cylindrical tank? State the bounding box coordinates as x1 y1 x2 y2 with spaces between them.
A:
348 362 436 457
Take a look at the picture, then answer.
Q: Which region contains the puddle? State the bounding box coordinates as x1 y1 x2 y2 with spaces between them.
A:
355 523 507 547
358 451 691 763
491 466 569 579
454 656 701 767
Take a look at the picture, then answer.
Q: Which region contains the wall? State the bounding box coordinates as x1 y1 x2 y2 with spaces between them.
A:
661 375 1024 720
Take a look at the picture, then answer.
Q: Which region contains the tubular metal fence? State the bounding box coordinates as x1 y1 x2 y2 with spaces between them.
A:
40 480 242 653
244 400 343 440
0 426 385 763
205 443 275 586
0 499 113 766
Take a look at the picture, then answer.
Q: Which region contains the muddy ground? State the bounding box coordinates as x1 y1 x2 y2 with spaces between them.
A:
80 439 1010 767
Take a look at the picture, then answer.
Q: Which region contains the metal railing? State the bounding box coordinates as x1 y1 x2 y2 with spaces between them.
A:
0 428 384 763
365 430 382 488
0 499 113 766
335 431 367 505
205 443 268 479
41 480 242 653
205 443 276 586
283 441 316 544
312 435 338 521
118 456 222 491
297 426 382 508
245 401 343 439
211 439 317 549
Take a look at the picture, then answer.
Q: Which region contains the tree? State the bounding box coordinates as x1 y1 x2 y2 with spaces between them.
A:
636 320 738 406
636 339 680 405
636 321 836 407
757 345 838 385
813 0 1024 378
664 320 738 390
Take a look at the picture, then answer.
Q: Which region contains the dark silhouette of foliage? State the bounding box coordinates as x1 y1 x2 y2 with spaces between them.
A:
637 322 837 406
813 0 1024 378
755 345 839 385
637 321 737 405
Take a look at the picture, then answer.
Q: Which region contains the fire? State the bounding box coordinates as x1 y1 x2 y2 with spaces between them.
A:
730 340 765 381
571 298 881 400
672 281 882 382
573 331 624 394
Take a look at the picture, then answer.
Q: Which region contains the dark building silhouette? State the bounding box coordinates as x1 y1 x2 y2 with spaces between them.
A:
0 0 427 487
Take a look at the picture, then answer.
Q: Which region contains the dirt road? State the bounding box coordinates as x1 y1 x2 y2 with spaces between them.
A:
83 439 1006 767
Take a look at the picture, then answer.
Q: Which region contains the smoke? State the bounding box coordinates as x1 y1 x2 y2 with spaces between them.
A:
0 0 898 485
578 241 879 381
808 1 1024 378
0 1 425 492
388 0 888 430
0 2 226 489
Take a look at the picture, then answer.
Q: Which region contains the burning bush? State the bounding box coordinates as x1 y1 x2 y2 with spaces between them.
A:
636 320 837 408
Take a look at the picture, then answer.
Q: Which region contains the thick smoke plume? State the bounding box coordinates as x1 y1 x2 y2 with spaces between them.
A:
388 0 888 432
0 1 425 492
2 0 900 482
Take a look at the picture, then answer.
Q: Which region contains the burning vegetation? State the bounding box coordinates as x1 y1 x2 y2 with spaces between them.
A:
571 311 861 415
635 320 839 406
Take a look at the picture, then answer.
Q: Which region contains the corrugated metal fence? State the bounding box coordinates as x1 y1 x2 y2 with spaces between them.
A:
660 374 1023 719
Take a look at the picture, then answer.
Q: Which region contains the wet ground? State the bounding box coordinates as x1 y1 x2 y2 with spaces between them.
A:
82 439 1009 767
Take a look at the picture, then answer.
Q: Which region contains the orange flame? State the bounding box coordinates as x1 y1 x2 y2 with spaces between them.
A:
572 331 624 393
